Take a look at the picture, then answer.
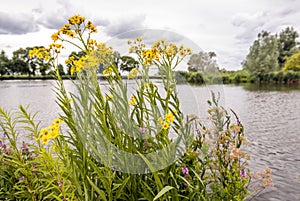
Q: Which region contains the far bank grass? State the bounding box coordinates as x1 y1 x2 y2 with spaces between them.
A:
0 74 162 80
175 70 300 85
2 70 300 85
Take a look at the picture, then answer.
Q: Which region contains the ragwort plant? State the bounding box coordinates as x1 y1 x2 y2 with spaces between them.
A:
0 14 272 200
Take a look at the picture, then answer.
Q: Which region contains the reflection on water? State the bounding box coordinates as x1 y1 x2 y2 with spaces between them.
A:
0 80 299 200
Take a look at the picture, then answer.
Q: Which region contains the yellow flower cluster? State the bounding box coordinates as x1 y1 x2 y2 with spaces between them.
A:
165 112 175 123
68 55 89 75
65 43 113 75
88 43 114 65
85 21 97 33
29 47 51 61
49 43 64 54
128 38 192 66
51 14 97 42
151 39 192 58
37 118 63 144
141 49 160 65
68 14 86 25
158 111 176 130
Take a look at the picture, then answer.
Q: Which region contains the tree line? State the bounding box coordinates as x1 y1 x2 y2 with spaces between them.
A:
0 47 55 76
0 46 139 77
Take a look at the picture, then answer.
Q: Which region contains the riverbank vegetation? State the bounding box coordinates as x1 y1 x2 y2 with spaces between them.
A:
0 15 273 200
180 27 300 85
175 69 300 85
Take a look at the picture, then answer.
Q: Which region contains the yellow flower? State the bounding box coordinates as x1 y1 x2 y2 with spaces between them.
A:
44 55 51 61
37 53 43 59
106 94 113 101
103 67 113 75
53 118 63 124
51 32 59 41
49 129 59 139
162 121 170 130
41 128 48 135
37 133 43 140
136 37 143 42
70 66 75 75
129 96 137 105
141 49 159 64
65 56 74 64
42 135 49 144
165 112 175 123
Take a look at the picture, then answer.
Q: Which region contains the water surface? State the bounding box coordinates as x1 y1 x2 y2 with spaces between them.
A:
0 80 299 200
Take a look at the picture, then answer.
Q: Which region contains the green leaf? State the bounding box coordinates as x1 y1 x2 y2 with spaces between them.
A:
153 186 174 201
86 177 107 201
137 151 163 189
115 176 130 199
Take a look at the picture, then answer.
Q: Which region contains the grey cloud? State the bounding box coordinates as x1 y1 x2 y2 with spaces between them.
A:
36 0 110 30
231 12 268 44
0 12 39 34
104 15 146 38
278 8 298 17
142 30 184 44
37 15 66 30
36 0 75 29
92 18 110 27
232 1 300 45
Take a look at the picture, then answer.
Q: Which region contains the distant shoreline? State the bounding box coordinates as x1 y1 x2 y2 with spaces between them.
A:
0 75 163 80
1 73 299 85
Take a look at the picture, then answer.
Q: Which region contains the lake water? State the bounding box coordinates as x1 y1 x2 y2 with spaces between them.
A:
0 80 300 201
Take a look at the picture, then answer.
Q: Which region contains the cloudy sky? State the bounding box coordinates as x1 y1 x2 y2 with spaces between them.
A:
0 0 299 70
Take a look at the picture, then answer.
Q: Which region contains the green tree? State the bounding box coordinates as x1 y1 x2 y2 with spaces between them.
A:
283 52 300 71
0 50 10 76
8 58 27 75
277 27 299 67
243 31 279 74
10 48 30 75
119 55 139 72
57 64 65 75
187 51 218 72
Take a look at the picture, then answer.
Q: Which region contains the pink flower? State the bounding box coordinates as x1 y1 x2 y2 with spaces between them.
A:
139 126 146 134
182 166 189 175
240 169 247 178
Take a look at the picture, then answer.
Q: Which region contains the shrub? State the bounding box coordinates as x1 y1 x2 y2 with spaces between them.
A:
283 52 300 71
187 71 205 84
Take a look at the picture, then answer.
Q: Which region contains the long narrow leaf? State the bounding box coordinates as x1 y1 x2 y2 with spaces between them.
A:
153 186 174 201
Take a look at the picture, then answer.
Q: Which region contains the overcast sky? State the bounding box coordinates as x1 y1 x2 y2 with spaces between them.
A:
0 0 299 70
